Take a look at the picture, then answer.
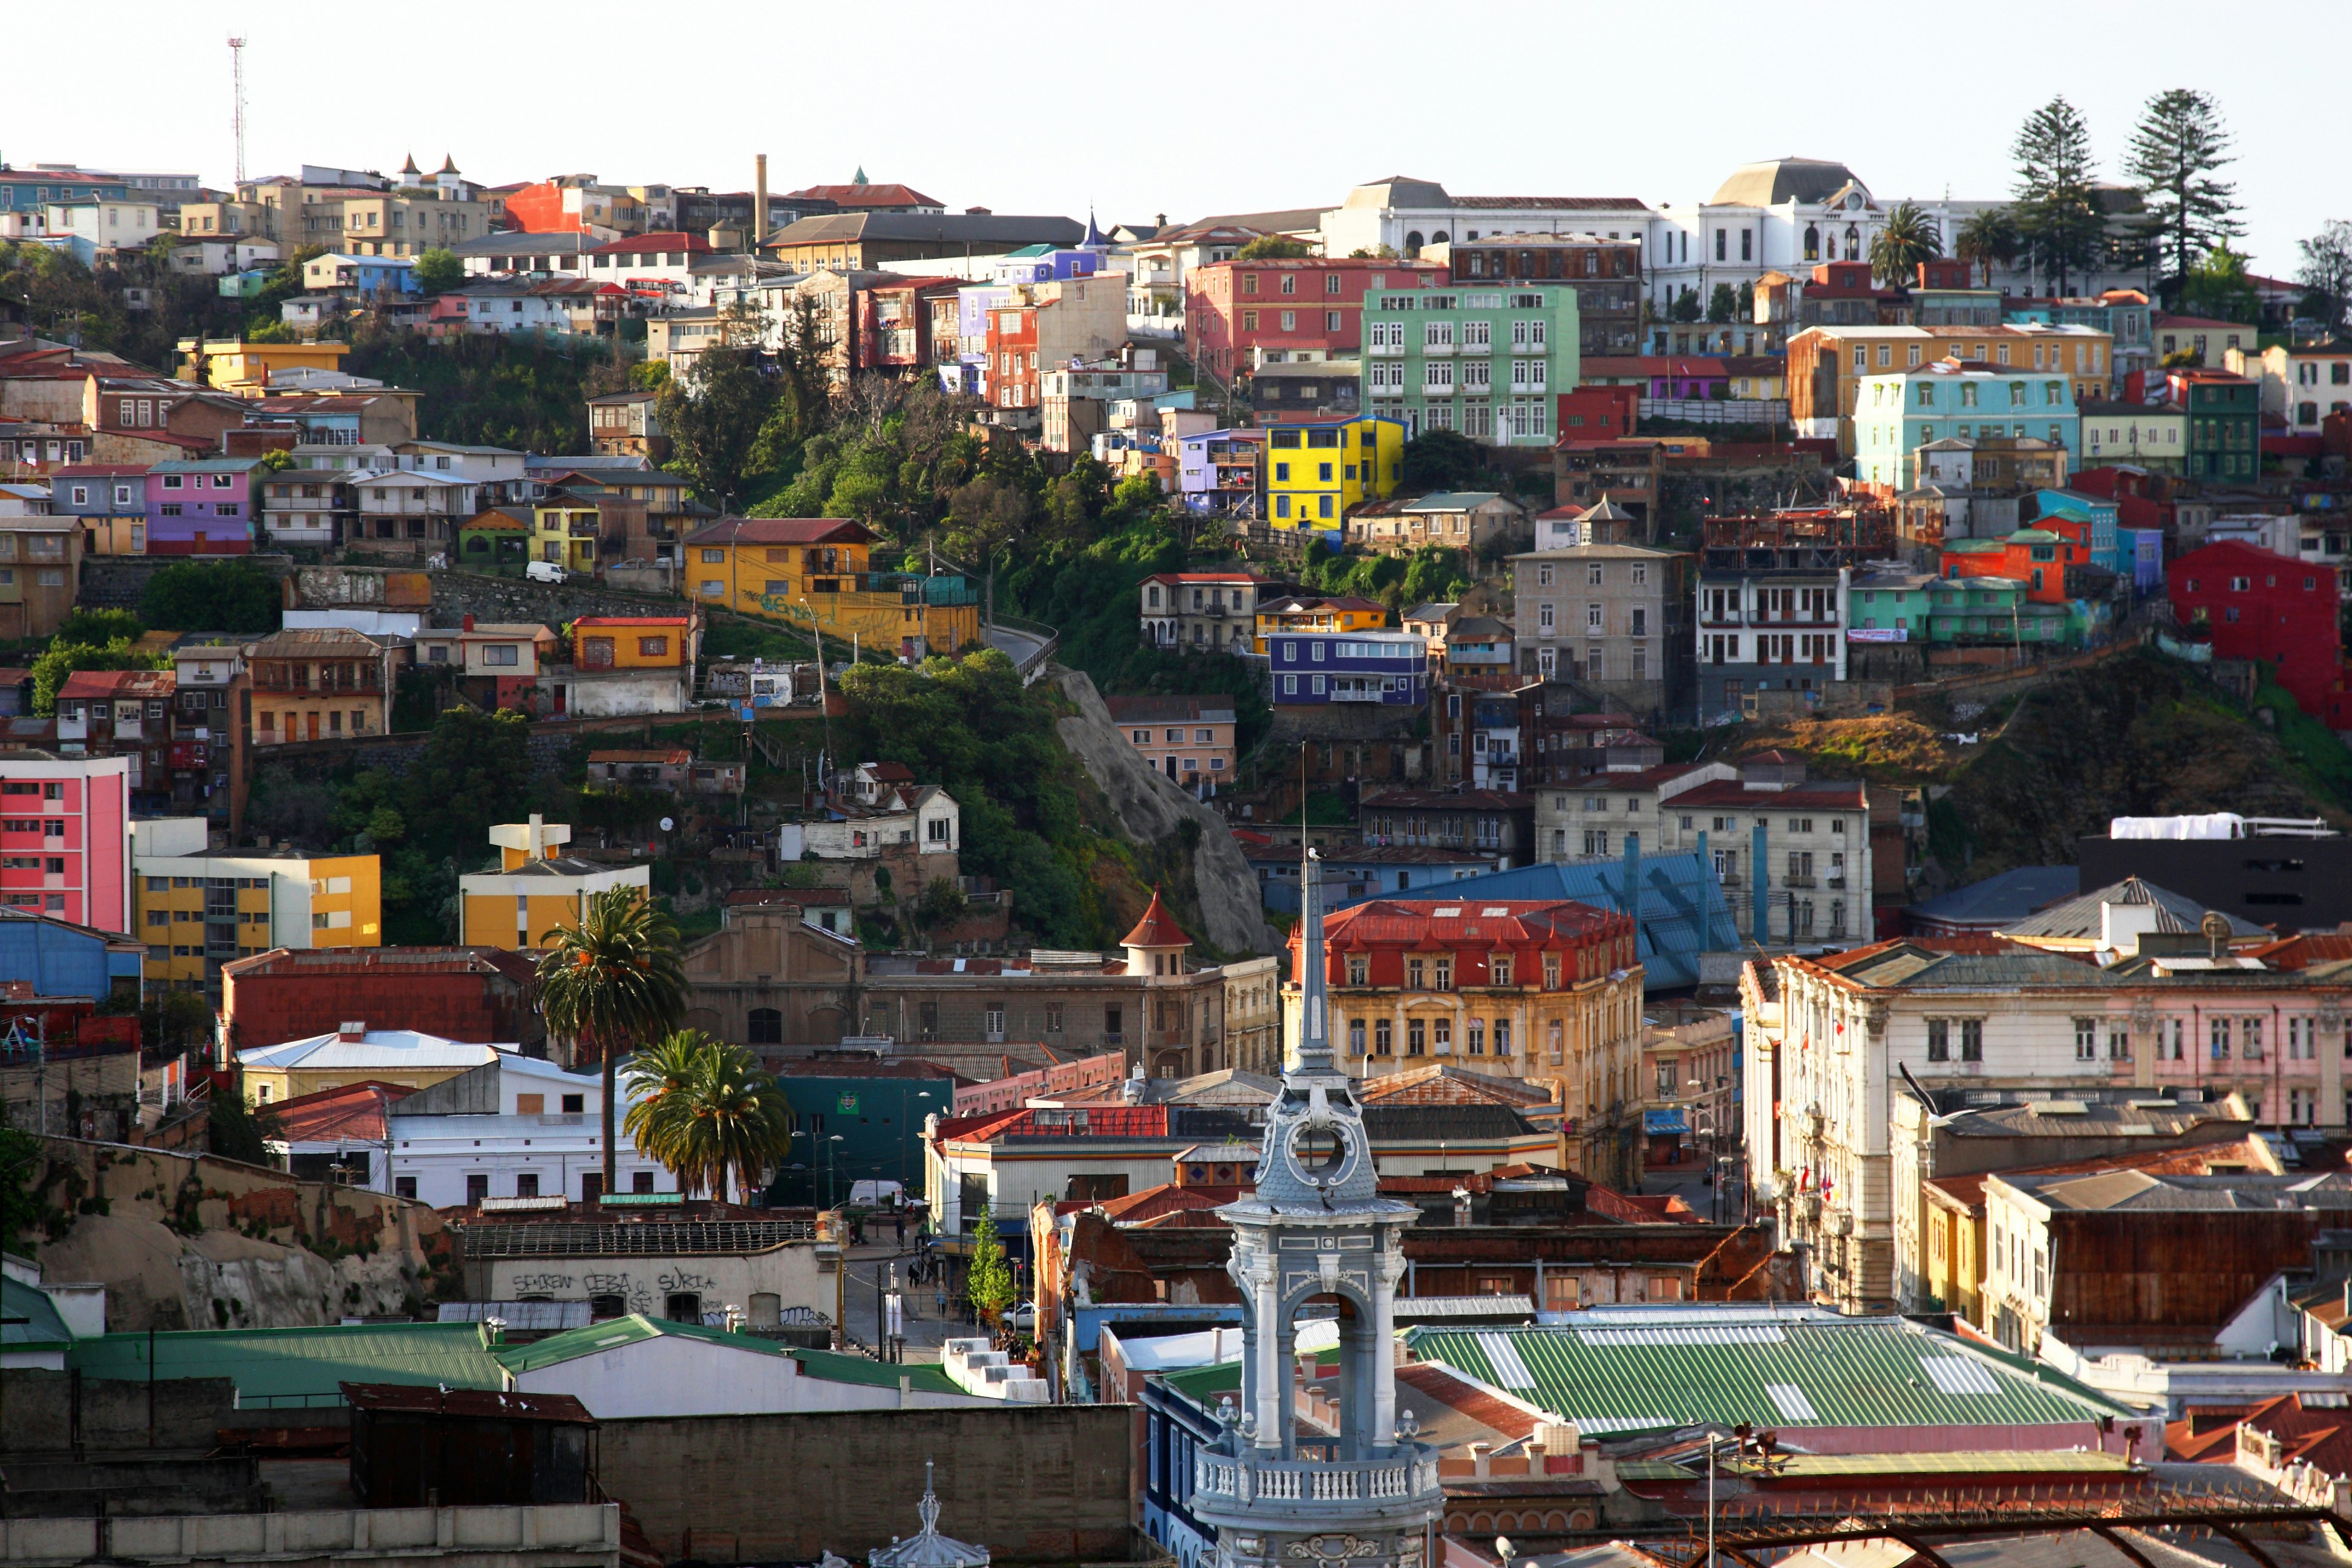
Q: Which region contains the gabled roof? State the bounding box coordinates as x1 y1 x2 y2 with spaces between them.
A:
2000 877 2266 942
268 1079 415 1144
683 515 875 548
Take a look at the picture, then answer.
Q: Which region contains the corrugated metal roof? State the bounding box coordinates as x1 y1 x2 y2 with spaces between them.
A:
493 1311 789 1373
239 1032 508 1070
2 1275 72 1349
1406 1318 2133 1435
65 1322 503 1406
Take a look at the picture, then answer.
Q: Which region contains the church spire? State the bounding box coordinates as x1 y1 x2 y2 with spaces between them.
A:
1295 846 1334 1074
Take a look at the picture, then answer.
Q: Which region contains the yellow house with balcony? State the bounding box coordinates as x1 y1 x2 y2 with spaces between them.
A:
1252 593 1388 655
531 500 602 574
129 818 380 993
174 338 350 393
684 515 983 661
457 815 649 951
1263 415 1405 530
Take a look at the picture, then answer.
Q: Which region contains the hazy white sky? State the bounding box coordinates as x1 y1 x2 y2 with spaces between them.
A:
9 1 2345 278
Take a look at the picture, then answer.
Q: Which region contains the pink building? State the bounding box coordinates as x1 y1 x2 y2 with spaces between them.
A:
0 753 133 933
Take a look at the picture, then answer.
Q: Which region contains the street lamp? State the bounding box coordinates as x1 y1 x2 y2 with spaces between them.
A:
828 1133 845 1208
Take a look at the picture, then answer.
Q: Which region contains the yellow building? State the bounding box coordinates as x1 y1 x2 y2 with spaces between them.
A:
174 338 350 393
684 515 982 661
1263 415 1405 529
1252 592 1388 655
237 1026 508 1106
530 500 602 574
572 616 696 670
130 819 380 994
459 815 650 950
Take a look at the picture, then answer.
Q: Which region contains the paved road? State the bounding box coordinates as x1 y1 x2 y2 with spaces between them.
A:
984 621 1054 681
837 1244 970 1364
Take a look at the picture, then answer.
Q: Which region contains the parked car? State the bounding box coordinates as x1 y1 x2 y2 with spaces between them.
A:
1006 1302 1036 1333
526 560 569 583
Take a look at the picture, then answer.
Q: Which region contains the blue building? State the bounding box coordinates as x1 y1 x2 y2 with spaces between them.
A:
2034 488 2122 575
0 910 145 1005
1338 846 1737 991
1267 631 1428 707
1853 364 2080 489
757 1063 958 1207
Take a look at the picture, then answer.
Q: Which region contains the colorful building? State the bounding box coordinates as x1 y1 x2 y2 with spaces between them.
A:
0 753 132 934
572 616 695 671
1173 429 1263 515
1942 528 2088 603
458 815 650 951
529 497 602 574
145 457 264 555
685 515 981 659
1360 286 1579 445
1852 364 2080 490
1186 258 1446 383
174 338 350 393
1921 575 2067 647
2032 489 2122 575
130 817 381 994
1252 593 1387 655
244 628 403 746
2164 369 2262 483
1267 630 1429 707
1263 416 1405 529
2168 541 2352 729
2078 399 2186 473
50 465 150 555
457 503 531 573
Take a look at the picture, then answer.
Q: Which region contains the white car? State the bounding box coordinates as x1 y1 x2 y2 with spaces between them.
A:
526 560 569 584
1005 1302 1036 1333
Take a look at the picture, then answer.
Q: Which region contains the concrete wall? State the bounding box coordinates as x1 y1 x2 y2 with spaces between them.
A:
597 1405 1135 1562
0 1504 618 1568
0 1369 237 1452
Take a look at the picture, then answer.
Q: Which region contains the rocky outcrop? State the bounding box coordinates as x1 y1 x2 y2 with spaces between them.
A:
1050 667 1277 956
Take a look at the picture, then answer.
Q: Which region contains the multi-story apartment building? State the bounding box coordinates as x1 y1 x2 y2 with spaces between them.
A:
49 465 151 557
1360 286 1579 445
2235 342 2352 434
1509 543 1684 719
1852 363 2081 491
1186 257 1446 382
1287 895 1645 1185
1750 900 2352 1314
1423 236 1643 356
244 628 405 746
586 391 667 462
2164 369 2263 483
1695 543 1851 719
972 273 1127 414
1138 570 1279 655
168 634 247 828
145 457 264 555
458 817 649 951
2077 399 2186 473
1533 754 1869 946
1787 324 2113 455
1267 630 1428 708
1357 789 1537 866
684 515 981 660
130 817 381 995
0 515 83 638
1105 695 1238 787
1251 593 1386 655
1263 416 1405 529
54 670 177 809
0 752 132 933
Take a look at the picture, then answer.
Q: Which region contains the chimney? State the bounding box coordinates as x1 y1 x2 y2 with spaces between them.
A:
336 1021 366 1042
754 154 769 248
462 613 475 632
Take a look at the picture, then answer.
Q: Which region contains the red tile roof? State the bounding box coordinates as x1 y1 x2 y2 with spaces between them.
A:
271 1079 414 1143
58 669 173 701
587 232 715 256
1121 888 1192 950
783 183 941 209
683 516 875 547
572 616 691 628
1324 898 1625 950
1665 779 1866 810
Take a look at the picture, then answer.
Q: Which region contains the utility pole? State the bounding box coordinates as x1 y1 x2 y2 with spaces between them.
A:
226 36 249 188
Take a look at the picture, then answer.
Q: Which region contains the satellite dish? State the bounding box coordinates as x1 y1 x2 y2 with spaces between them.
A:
659 817 675 832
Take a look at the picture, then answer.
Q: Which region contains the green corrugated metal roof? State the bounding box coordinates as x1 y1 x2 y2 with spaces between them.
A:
1406 1319 2134 1436
2 1275 73 1349
1764 1451 2132 1478
66 1322 505 1408
786 1346 961 1396
494 1312 790 1374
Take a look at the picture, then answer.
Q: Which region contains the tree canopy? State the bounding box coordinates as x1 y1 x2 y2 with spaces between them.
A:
140 560 282 635
2011 96 2105 295
2123 88 2240 302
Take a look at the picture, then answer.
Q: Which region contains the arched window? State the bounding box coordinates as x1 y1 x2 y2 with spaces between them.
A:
1431 230 1449 245
1403 230 1424 256
1803 224 1819 261
747 1007 783 1044
1844 224 1860 261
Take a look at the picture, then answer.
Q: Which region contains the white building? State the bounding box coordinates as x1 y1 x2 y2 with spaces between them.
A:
170 238 281 276
385 1050 675 1206
42 200 162 250
1317 178 1652 264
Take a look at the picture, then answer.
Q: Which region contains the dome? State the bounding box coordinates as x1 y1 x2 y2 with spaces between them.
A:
1710 158 1862 207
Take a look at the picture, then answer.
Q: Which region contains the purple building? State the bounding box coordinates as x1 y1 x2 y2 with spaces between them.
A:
145 458 263 556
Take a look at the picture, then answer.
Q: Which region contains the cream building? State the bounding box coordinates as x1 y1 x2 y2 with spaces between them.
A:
459 815 650 950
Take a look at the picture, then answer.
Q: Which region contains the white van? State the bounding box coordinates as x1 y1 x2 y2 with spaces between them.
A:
526 560 569 584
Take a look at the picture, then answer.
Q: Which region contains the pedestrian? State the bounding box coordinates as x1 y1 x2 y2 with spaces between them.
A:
893 1212 905 1247
936 1284 947 1318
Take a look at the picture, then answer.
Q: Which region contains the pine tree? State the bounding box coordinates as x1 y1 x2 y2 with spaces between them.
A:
2011 97 2105 296
965 1207 1016 1326
2123 88 2241 305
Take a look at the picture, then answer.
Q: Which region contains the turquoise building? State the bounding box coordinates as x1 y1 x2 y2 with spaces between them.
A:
1361 284 1579 446
2033 488 2122 575
1924 576 2068 646
1854 366 2080 489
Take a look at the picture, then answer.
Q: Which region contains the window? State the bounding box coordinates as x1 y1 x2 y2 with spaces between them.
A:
1927 1020 1949 1062
2074 1018 2096 1062
1960 1019 1982 1062
1374 1019 1393 1055
1407 1019 1426 1056
2210 1017 2232 1060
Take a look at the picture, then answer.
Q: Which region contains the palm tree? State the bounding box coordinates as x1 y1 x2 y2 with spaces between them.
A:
1869 201 1944 289
627 1036 795 1203
1956 207 2022 290
536 886 687 1198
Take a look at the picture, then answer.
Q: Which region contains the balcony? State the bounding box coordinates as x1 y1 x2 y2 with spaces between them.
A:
1826 875 1847 889
1783 875 1817 889
1191 1443 1443 1529
1420 381 1457 398
1367 343 1403 358
1422 341 1457 358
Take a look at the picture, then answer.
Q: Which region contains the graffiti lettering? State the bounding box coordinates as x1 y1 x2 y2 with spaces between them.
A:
657 1269 714 1293
509 1273 575 1293
580 1273 632 1294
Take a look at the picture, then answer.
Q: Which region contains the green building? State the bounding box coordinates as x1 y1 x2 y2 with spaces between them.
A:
1849 570 1936 639
1361 285 1579 446
1924 575 2066 645
2175 372 2261 482
760 1066 958 1208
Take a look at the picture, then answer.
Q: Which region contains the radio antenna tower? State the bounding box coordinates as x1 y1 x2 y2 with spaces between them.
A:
227 35 248 186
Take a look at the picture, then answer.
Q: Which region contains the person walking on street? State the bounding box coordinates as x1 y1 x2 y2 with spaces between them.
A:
893 1211 905 1247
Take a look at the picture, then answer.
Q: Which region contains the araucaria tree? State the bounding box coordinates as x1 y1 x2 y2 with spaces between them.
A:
535 887 687 1197
965 1207 1016 1327
2297 220 2352 330
2011 96 2105 295
2123 88 2241 304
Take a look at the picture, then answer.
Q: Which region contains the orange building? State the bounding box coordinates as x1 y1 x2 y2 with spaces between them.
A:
1940 527 2085 603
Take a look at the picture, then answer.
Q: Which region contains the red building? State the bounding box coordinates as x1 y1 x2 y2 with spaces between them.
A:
1943 526 2090 604
0 753 132 933
1186 258 1446 383
220 946 541 1053
2167 539 2352 727
1553 385 1638 440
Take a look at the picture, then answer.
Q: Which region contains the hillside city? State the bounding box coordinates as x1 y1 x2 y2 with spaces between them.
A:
12 77 2352 1568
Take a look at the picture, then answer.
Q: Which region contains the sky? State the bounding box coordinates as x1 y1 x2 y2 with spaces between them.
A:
8 1 2346 279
